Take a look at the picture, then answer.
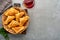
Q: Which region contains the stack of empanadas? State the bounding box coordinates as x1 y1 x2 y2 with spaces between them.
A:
2 7 29 34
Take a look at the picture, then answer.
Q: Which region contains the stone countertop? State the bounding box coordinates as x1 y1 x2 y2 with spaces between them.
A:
0 0 60 40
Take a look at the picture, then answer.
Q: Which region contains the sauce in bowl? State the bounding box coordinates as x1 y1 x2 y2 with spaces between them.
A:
23 0 34 8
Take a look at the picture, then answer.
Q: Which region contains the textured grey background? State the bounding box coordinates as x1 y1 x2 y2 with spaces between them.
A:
0 0 60 40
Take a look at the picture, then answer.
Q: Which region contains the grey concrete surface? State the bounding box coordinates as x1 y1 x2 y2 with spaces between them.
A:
0 0 60 40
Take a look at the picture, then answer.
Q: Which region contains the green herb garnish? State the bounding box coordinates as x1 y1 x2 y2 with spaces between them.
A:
0 28 9 40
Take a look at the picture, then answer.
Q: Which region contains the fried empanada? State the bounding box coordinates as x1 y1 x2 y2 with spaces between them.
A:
5 8 19 16
15 12 25 21
8 20 19 28
12 26 24 33
20 16 29 26
4 16 15 24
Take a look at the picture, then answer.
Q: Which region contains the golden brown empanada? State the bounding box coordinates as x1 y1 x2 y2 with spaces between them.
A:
12 26 24 33
8 20 19 28
5 8 19 16
4 16 15 24
20 16 29 26
15 12 25 21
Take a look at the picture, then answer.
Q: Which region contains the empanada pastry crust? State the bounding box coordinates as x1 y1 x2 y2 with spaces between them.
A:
4 16 15 24
4 8 19 16
12 26 24 33
8 20 19 28
20 16 29 25
15 12 25 21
